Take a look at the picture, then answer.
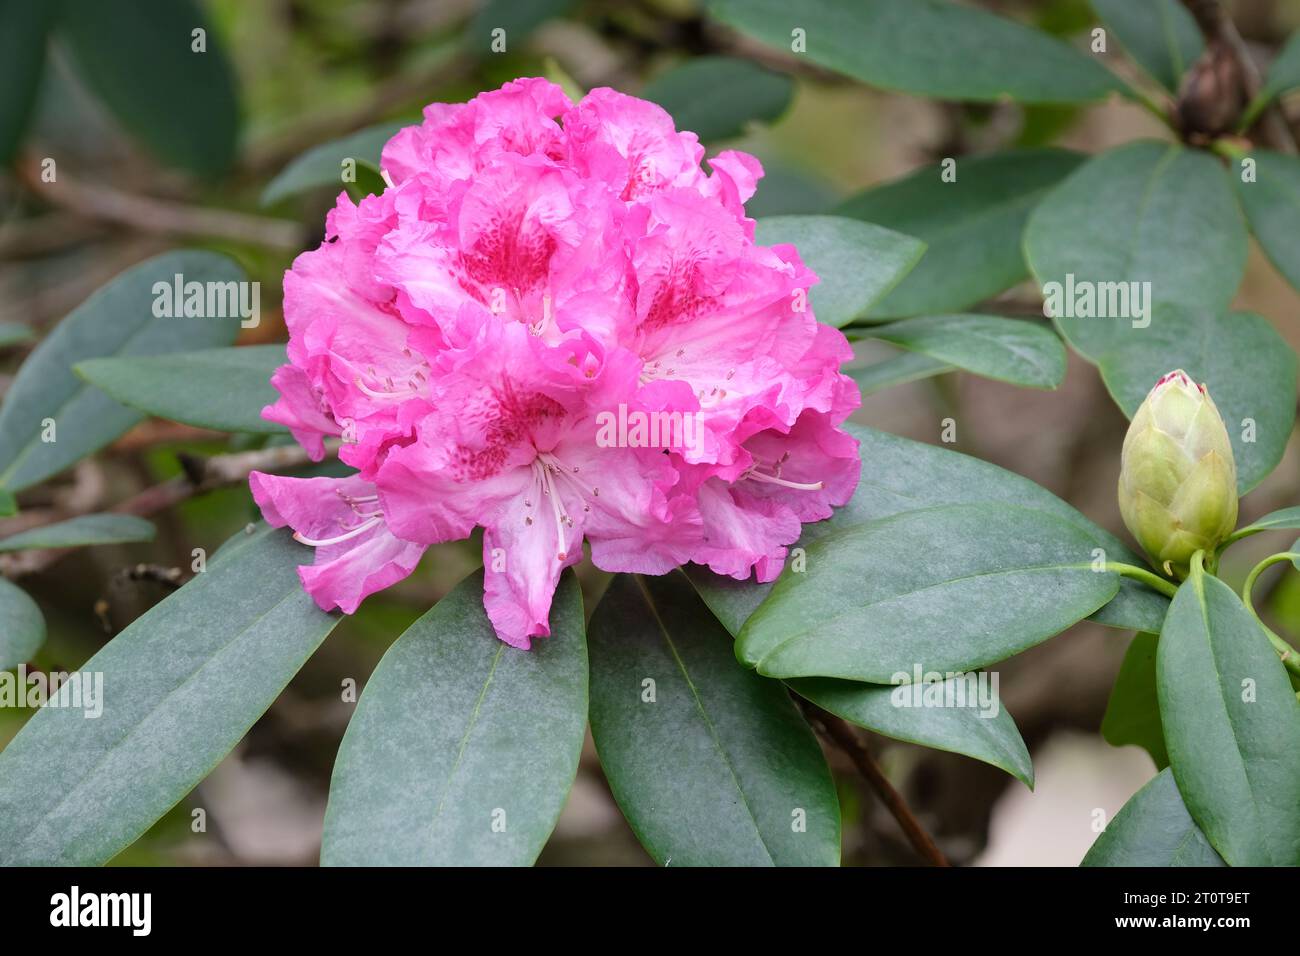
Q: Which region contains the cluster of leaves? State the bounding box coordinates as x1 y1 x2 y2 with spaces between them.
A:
2 0 1300 867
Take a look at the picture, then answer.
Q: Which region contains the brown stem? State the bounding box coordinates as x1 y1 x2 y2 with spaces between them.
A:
239 50 474 176
798 699 951 866
14 156 306 249
0 441 329 579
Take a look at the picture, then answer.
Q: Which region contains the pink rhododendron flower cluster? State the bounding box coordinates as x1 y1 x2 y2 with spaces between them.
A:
250 78 861 648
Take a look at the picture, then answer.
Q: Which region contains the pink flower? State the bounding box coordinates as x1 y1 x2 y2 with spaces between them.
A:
255 78 861 646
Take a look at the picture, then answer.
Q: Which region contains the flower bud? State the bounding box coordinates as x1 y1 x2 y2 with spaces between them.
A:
1118 370 1238 578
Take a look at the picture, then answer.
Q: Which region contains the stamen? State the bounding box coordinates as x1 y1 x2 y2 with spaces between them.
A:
745 468 823 492
354 377 419 400
293 516 382 548
535 461 570 560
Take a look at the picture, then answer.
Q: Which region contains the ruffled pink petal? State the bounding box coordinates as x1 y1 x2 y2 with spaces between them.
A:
261 364 341 461
249 471 425 614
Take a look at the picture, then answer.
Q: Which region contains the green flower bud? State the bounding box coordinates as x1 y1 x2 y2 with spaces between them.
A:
1118 370 1238 578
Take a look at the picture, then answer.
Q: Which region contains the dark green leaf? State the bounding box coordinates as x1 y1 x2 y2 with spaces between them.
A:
754 215 925 327
791 676 1033 787
1231 505 1300 540
589 573 839 866
1025 141 1247 362
847 351 953 396
688 422 1166 636
0 526 340 865
1082 768 1224 866
0 251 244 492
1090 0 1203 92
708 0 1123 103
1101 631 1168 769
261 121 408 207
1098 308 1295 494
865 314 1066 389
322 570 587 866
746 162 839 218
838 149 1084 318
58 0 240 175
0 513 154 553
0 578 44 671
1157 559 1300 865
0 0 54 163
76 345 287 435
687 563 1035 785
641 56 793 142
737 503 1119 682
1233 149 1300 296
464 0 576 52
1090 581 1171 633
1254 30 1300 112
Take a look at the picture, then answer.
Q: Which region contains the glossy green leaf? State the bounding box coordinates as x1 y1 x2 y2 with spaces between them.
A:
1098 308 1295 494
0 489 15 518
0 251 244 492
1090 0 1202 92
791 676 1033 787
0 526 340 865
0 513 154 553
865 314 1066 389
0 0 53 163
1233 150 1300 296
0 578 44 671
847 351 953 396
838 150 1084 318
641 56 793 142
1090 582 1170 633
708 0 1123 103
1156 559 1300 866
737 503 1119 682
1231 505 1300 540
76 345 286 435
685 564 1034 785
58 0 240 175
322 570 587 866
589 573 839 866
747 161 839 218
1101 631 1168 769
0 323 35 348
261 121 407 207
753 215 925 327
1082 768 1224 866
1025 141 1248 362
688 422 1168 637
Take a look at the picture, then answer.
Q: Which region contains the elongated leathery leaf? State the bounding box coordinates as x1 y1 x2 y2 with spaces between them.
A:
0 251 245 492
76 346 287 435
0 514 154 553
708 0 1122 104
322 570 587 866
688 422 1169 638
1156 557 1300 866
1082 768 1224 866
589 573 839 866
0 578 45 671
0 526 339 865
1100 631 1168 769
737 503 1119 683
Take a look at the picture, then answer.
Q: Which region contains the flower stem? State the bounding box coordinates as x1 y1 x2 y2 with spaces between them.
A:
1240 552 1300 679
1103 562 1180 599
